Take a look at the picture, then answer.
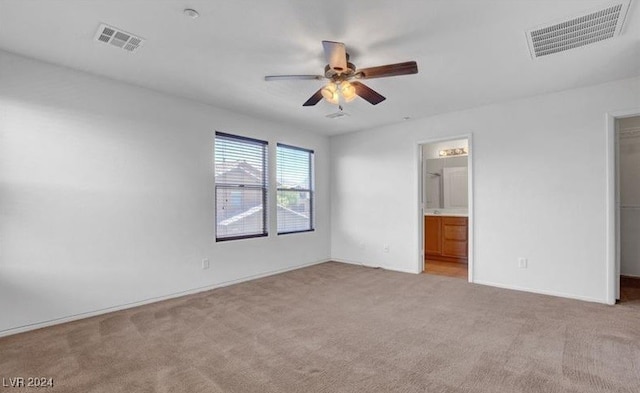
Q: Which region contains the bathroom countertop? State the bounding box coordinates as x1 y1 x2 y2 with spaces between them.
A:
424 209 468 217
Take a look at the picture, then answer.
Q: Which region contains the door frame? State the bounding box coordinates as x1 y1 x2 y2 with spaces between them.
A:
606 109 640 305
417 134 474 282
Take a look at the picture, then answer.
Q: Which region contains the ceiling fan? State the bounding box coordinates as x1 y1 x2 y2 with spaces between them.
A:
264 41 418 107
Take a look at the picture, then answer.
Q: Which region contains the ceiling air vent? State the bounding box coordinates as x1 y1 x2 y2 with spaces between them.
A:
526 1 630 58
94 23 144 52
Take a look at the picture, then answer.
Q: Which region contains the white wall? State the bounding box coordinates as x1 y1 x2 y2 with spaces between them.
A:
331 76 640 303
619 116 640 277
0 50 331 335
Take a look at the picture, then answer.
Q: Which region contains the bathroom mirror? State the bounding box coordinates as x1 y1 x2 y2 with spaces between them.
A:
422 140 469 210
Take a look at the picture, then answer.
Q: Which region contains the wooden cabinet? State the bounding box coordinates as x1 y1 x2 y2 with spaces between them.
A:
424 216 468 263
424 216 441 255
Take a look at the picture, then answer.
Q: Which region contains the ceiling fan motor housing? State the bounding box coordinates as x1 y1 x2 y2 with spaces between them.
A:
325 61 357 80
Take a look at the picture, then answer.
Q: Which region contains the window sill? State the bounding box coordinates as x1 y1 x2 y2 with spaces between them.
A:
277 229 315 236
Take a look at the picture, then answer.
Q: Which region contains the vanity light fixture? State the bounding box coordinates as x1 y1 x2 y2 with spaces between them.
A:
439 147 468 157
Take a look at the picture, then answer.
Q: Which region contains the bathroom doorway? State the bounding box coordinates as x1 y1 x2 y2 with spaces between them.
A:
616 115 640 303
418 136 473 281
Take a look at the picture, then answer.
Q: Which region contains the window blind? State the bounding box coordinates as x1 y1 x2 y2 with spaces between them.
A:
277 143 314 234
215 132 268 241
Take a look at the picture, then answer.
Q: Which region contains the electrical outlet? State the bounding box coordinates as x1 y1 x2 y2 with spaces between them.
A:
518 257 528 269
201 258 210 269
383 244 390 253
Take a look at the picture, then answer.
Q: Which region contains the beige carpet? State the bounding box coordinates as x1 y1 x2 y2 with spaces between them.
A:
1 262 639 392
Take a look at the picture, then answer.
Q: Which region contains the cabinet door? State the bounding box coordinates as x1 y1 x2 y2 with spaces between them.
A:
441 217 468 259
425 216 441 256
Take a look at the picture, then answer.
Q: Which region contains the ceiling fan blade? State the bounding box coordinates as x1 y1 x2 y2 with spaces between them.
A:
265 75 324 81
322 40 348 73
351 81 386 105
302 89 324 106
356 61 418 79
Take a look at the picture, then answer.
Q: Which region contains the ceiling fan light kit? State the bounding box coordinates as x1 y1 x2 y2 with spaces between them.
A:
265 40 418 107
321 81 357 104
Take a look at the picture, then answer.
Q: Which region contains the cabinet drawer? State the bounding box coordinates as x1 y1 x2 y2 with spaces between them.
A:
442 217 467 226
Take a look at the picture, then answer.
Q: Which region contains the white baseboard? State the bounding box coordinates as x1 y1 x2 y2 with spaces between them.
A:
473 279 608 305
331 258 418 275
0 258 331 338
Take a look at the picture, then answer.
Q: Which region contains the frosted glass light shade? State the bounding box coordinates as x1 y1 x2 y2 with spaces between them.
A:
341 82 356 102
321 82 339 104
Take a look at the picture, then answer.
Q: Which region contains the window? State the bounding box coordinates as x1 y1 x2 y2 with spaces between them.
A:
215 132 268 241
277 143 314 234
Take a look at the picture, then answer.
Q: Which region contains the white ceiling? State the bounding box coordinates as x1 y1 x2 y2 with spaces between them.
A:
0 0 638 135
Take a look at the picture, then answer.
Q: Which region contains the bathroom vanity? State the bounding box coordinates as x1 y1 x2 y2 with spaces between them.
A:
424 211 468 263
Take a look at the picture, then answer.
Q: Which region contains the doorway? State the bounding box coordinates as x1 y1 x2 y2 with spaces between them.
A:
418 136 473 281
616 115 640 303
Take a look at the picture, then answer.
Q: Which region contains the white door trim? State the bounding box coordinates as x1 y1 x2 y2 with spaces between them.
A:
416 134 474 283
606 109 640 305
